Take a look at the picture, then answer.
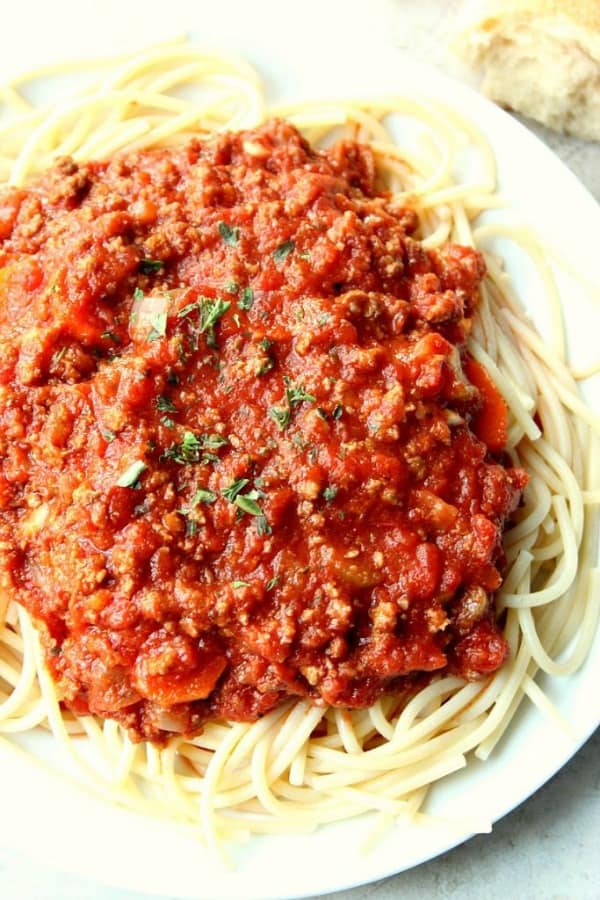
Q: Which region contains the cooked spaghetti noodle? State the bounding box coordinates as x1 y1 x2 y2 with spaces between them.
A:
0 42 598 855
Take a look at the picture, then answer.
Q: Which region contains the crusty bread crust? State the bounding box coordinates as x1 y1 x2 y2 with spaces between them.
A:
470 0 600 33
456 0 600 140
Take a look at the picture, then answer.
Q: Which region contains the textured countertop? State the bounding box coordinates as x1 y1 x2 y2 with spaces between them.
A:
1 2 598 898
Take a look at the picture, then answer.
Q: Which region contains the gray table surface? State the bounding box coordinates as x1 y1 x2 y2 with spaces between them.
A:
1 2 599 898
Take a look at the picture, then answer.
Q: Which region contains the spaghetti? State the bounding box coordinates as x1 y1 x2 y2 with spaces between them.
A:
0 42 598 853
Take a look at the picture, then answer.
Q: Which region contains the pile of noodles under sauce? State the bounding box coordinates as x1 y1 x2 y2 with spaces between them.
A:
0 41 598 860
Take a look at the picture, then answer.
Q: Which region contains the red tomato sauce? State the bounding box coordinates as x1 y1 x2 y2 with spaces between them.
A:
0 121 526 741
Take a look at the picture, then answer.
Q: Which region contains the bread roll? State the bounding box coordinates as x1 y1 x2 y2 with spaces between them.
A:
455 0 600 140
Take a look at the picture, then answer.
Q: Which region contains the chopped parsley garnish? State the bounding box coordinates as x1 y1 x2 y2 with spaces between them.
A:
102 428 116 442
256 515 272 536
332 404 344 420
307 446 319 465
238 287 254 310
156 396 178 413
232 580 250 589
222 480 266 521
322 485 338 502
269 406 291 431
139 259 164 274
160 416 175 429
273 240 295 264
133 287 144 302
198 297 231 335
226 281 239 294
172 433 202 463
266 575 279 591
234 491 263 516
202 433 229 451
161 431 228 464
221 477 249 502
117 460 147 488
178 296 231 348
177 301 199 319
191 487 217 505
259 338 273 352
268 378 315 431
218 221 240 246
185 519 199 537
147 311 167 342
284 377 316 407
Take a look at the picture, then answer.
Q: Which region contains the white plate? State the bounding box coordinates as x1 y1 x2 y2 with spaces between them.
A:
1 6 600 899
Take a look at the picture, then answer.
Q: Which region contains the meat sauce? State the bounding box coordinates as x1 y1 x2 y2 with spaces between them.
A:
0 121 526 741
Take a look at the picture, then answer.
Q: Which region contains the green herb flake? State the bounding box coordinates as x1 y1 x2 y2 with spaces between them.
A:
273 240 295 264
178 296 231 348
222 478 250 503
160 416 175 429
161 431 227 465
102 428 116 443
177 301 199 320
259 338 273 352
198 297 231 335
235 491 263 517
133 287 144 302
232 580 250 589
218 221 240 246
332 404 344 420
191 487 217 506
226 281 239 294
117 460 147 488
256 515 272 536
203 433 228 451
238 287 254 310
139 259 164 274
185 518 199 537
156 396 178 413
177 431 201 461
322 485 338 502
266 575 279 591
268 405 290 431
284 377 316 407
147 311 167 342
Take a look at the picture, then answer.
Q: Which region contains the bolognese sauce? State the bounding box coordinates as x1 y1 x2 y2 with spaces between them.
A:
0 121 526 741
